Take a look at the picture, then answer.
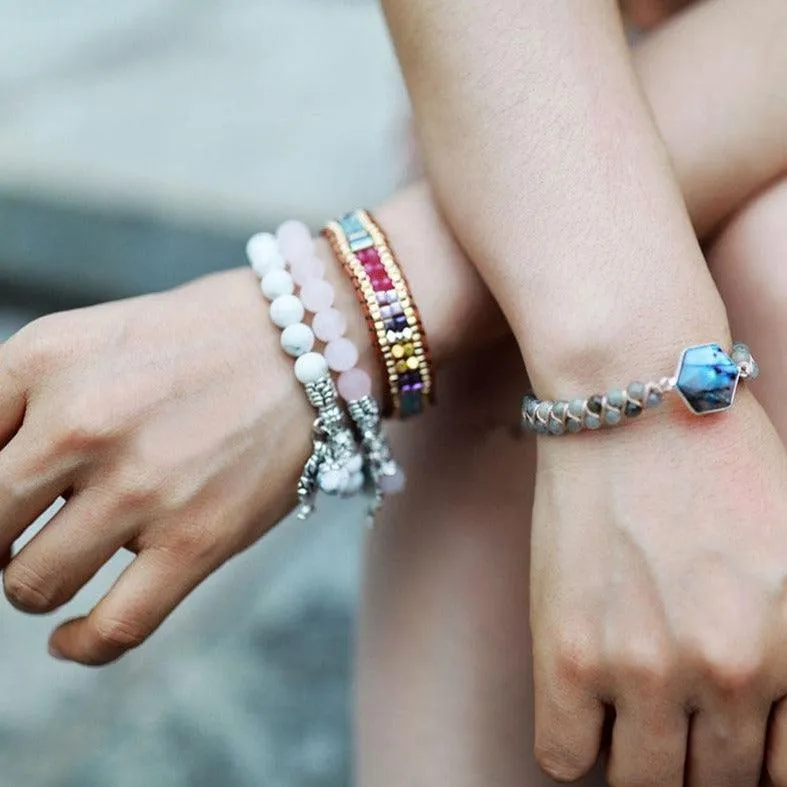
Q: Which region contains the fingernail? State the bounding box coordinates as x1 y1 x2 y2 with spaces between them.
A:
48 642 66 661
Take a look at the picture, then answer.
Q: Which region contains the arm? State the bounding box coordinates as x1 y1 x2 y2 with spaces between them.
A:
4 0 787 711
381 1 787 786
381 1 726 394
6 0 787 676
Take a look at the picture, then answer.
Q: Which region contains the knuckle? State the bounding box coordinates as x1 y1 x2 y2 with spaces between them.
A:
7 314 72 375
7 318 52 367
154 522 229 567
697 642 762 695
700 647 761 695
92 616 147 653
56 400 117 453
553 631 602 687
0 476 30 508
616 641 672 696
4 562 57 612
113 467 168 513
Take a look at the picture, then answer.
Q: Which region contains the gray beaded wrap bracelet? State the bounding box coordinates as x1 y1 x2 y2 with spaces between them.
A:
521 342 759 436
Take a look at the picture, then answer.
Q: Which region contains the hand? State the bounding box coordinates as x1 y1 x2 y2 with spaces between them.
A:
0 269 312 665
530 393 787 786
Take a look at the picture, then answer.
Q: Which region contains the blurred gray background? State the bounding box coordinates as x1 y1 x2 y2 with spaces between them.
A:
0 2 408 785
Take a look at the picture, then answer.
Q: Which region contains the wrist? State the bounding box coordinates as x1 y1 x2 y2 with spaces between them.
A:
516 278 732 401
316 186 509 406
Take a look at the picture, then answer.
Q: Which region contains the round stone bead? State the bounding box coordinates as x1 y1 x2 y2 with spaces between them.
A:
548 419 566 435
523 396 538 419
276 220 315 263
645 389 663 408
338 368 372 401
290 256 326 287
300 279 335 313
549 402 568 435
627 382 646 403
568 399 585 419
625 382 646 417
325 337 359 372
261 269 294 301
346 453 364 474
624 401 643 418
731 342 752 366
585 413 602 430
605 409 622 426
269 294 305 328
246 233 286 277
281 323 315 357
731 342 760 379
535 401 552 424
587 395 604 415
318 466 349 495
312 308 347 343
294 352 329 384
606 389 625 409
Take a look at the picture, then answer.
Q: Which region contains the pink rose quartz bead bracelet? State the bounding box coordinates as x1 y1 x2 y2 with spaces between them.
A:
246 220 404 519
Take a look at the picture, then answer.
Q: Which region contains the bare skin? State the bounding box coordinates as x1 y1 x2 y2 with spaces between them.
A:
0 7 784 787
367 1 787 786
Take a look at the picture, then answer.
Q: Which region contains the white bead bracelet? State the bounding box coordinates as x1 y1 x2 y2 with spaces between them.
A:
246 220 403 521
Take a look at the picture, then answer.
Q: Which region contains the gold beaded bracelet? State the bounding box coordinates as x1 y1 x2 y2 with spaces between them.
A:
323 210 434 419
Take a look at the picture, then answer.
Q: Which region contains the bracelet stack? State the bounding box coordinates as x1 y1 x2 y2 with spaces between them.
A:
323 210 434 419
246 220 403 521
521 341 759 436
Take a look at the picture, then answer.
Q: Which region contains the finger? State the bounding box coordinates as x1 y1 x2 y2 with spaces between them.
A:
606 698 688 787
686 703 768 787
532 645 605 782
0 430 74 555
3 489 137 614
766 698 787 786
48 536 224 665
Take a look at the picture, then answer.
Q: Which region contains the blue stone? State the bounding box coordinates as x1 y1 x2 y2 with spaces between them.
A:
675 343 740 414
349 235 374 252
339 213 366 235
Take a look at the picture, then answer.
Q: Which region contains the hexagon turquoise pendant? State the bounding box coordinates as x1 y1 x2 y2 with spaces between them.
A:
674 343 740 415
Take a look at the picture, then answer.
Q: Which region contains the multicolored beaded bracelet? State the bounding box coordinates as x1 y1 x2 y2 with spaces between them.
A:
246 220 403 520
323 210 434 419
521 342 759 436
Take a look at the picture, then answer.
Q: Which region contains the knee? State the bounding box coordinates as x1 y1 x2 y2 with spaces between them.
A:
708 176 787 319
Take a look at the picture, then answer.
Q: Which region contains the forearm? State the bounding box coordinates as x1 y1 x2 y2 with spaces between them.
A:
319 0 787 397
382 0 729 396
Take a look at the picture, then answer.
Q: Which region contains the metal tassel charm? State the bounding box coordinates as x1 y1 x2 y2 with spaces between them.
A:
297 376 365 520
346 395 405 525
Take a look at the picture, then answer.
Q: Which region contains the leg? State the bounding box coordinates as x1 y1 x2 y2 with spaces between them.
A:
709 177 787 442
357 2 787 785
356 342 566 785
